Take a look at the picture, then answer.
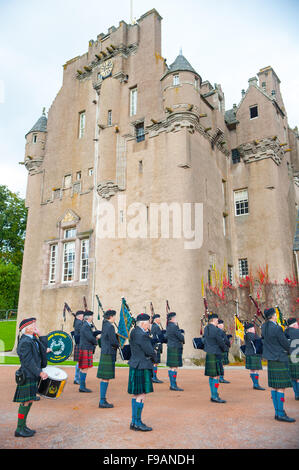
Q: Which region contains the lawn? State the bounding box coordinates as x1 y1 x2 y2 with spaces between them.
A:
0 321 17 352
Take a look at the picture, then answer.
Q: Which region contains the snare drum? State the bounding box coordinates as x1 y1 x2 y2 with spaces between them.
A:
38 366 68 399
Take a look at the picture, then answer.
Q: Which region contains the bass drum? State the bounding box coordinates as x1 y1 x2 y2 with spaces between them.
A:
38 366 68 399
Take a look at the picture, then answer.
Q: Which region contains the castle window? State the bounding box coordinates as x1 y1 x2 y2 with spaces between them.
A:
135 122 145 142
228 265 234 285
53 189 61 200
223 214 228 237
62 242 75 282
194 76 199 91
49 244 57 284
239 258 248 278
79 111 86 138
76 171 81 181
80 239 89 281
249 105 258 119
232 148 240 164
64 175 72 189
139 160 143 174
108 110 112 126
130 88 138 116
173 74 180 86
234 189 249 216
33 134 37 144
88 168 94 176
64 228 76 239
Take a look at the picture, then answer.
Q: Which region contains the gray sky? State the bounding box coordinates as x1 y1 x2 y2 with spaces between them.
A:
0 0 298 198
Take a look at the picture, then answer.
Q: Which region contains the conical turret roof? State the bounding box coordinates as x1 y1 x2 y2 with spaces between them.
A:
162 52 200 80
25 109 47 137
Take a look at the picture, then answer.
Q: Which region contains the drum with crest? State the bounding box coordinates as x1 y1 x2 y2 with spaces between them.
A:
37 366 68 399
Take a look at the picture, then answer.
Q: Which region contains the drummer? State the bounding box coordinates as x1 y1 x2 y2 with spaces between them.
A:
78 310 101 393
13 318 48 438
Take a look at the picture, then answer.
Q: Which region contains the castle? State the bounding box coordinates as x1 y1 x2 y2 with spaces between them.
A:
18 9 299 359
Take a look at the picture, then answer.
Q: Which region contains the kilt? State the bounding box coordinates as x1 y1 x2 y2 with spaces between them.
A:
222 351 229 365
205 354 224 377
245 354 263 370
166 347 183 368
288 354 299 380
128 368 153 395
78 349 93 369
13 378 38 403
267 360 292 389
97 353 115 380
73 344 80 362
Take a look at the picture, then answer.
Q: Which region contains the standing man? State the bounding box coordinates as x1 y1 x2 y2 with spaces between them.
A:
217 319 231 384
284 317 299 400
150 314 164 384
262 308 295 422
73 310 84 385
244 322 265 390
78 310 101 393
128 313 157 432
97 310 119 408
166 312 185 391
13 318 48 437
204 313 228 403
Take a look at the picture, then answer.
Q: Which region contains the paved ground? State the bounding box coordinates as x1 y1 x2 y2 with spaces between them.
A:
1 365 298 449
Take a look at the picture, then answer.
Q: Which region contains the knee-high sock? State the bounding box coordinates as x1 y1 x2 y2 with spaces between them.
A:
271 390 278 415
173 371 178 387
209 378 218 399
17 404 31 431
276 391 286 417
131 398 137 425
135 401 144 426
75 363 80 382
214 378 220 398
250 373 259 386
100 381 109 403
153 366 157 379
291 380 298 398
79 371 87 389
168 370 175 388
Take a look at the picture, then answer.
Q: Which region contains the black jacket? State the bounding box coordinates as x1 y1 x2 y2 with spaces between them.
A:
151 322 163 353
73 318 83 345
219 329 231 349
203 324 228 354
285 327 299 355
18 334 48 380
166 322 185 349
79 321 98 351
100 320 119 356
129 326 157 370
261 321 290 362
245 332 261 356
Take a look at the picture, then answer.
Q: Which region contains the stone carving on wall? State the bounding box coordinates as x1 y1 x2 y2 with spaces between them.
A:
97 181 120 200
24 157 44 175
238 137 285 166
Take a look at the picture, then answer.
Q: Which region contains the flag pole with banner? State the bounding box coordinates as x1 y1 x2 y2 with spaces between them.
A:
117 297 135 349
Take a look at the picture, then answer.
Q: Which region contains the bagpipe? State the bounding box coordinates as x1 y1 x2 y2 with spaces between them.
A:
83 296 102 338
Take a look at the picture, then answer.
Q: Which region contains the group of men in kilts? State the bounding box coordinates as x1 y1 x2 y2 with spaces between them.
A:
13 305 298 437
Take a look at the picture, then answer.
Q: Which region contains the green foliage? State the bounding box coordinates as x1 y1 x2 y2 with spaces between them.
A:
0 185 27 269
0 263 21 310
0 320 17 351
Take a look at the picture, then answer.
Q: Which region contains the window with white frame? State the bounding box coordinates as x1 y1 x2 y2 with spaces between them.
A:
228 265 234 285
80 239 89 281
64 228 76 239
79 111 86 138
49 244 57 284
234 189 249 216
62 242 75 282
239 258 249 278
130 88 138 116
64 175 72 189
173 74 180 86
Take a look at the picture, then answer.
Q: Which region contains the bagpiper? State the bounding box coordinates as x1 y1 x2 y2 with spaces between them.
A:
166 312 185 391
217 319 231 384
261 308 295 422
150 314 164 384
78 310 101 393
244 322 265 390
13 318 48 437
284 317 299 400
128 313 157 432
73 310 84 385
97 310 119 408
203 313 228 403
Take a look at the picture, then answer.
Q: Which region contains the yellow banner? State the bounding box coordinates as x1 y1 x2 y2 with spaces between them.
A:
275 307 285 331
235 315 244 341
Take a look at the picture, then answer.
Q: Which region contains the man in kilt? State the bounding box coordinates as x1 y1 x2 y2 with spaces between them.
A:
261 308 295 422
217 319 231 384
128 313 157 432
73 310 84 385
13 318 48 437
166 312 185 391
244 322 265 390
204 313 228 403
78 310 101 393
150 314 164 384
97 310 119 408
285 317 299 400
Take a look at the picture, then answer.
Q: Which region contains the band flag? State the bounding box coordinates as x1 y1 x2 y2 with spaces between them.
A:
235 315 244 341
275 306 285 331
117 297 135 348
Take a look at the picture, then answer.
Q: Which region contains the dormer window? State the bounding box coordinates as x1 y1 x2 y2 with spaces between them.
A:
249 105 258 120
173 74 180 86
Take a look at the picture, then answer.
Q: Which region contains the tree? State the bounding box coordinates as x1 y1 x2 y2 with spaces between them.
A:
0 262 21 310
0 185 27 269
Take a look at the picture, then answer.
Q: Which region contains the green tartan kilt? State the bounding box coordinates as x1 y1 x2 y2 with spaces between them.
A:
166 347 183 368
245 355 263 370
13 378 39 403
205 354 224 377
222 351 229 365
267 360 292 389
97 353 116 380
128 368 153 395
288 354 299 380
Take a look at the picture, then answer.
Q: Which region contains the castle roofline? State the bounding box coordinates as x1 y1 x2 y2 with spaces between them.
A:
161 53 201 80
25 109 47 138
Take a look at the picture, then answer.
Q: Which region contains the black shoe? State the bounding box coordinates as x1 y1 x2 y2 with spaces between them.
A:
24 426 36 434
99 400 114 408
275 413 296 423
130 422 137 431
135 423 152 432
253 385 265 391
79 387 92 393
170 386 184 391
152 378 164 383
295 396 299 401
219 379 230 384
211 397 226 403
15 428 35 438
